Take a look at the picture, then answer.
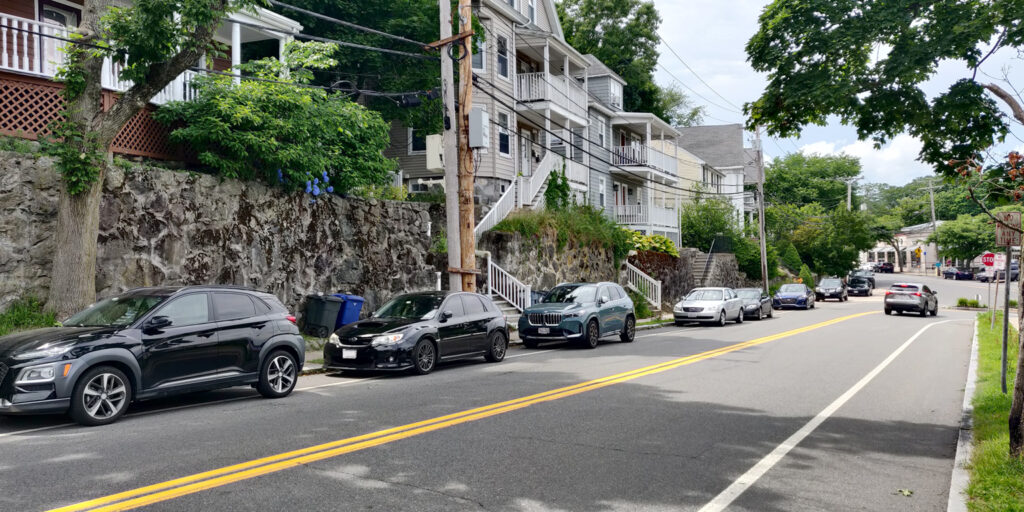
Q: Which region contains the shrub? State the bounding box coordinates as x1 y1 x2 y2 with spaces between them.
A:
0 297 57 337
799 264 815 289
155 41 396 195
543 167 571 210
352 184 408 201
0 135 35 154
493 205 632 264
958 298 970 307
733 236 780 281
779 240 803 272
1012 299 1019 309
628 231 679 258
628 289 654 319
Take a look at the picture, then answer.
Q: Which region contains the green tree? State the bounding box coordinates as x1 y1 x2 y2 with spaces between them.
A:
764 153 862 208
799 264 815 289
156 42 396 193
656 84 706 127
678 195 737 250
778 239 803 273
557 0 666 116
544 168 572 211
928 214 995 263
44 0 263 318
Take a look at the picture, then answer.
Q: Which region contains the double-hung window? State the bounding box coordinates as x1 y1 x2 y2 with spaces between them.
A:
497 111 511 157
594 117 607 148
497 36 509 79
598 177 606 208
408 128 426 154
528 0 536 24
471 38 486 72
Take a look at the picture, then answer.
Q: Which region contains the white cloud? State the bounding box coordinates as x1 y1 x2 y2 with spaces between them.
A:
799 134 933 185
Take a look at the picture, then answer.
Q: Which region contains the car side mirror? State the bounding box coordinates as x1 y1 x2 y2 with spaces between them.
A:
440 310 453 322
144 316 172 331
599 296 609 305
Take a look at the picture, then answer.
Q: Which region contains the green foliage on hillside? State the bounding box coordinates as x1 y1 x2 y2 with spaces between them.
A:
798 264 815 289
0 297 57 337
492 205 632 262
627 231 679 258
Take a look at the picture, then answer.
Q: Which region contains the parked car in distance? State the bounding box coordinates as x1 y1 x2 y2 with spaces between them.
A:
519 283 635 349
773 284 816 310
815 278 848 302
325 291 508 375
734 288 773 320
847 277 873 296
0 286 304 426
884 283 938 317
874 262 895 273
849 269 876 288
942 267 975 280
977 263 1019 282
674 287 744 326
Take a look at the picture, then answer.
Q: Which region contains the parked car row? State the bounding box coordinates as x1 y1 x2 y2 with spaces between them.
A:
975 263 1019 282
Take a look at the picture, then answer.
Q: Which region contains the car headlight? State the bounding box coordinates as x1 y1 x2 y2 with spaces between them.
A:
371 334 404 347
13 343 74 360
564 311 582 318
329 333 341 346
673 302 683 311
15 364 56 384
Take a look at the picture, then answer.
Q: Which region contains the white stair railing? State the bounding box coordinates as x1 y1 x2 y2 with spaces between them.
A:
521 151 555 208
475 176 518 239
487 256 532 313
624 262 662 310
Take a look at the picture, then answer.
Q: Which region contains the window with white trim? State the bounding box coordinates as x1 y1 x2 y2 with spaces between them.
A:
609 81 623 108
497 111 511 157
528 0 536 24
594 116 607 148
408 127 426 154
471 38 486 72
496 36 509 79
598 177 606 208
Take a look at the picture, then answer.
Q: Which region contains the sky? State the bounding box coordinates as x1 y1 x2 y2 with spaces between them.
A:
653 0 1024 186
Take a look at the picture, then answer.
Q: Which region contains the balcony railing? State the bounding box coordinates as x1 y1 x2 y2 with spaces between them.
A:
2 13 198 105
612 144 678 177
615 205 678 230
516 72 587 119
564 158 588 185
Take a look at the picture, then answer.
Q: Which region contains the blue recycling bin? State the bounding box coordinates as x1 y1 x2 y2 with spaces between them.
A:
331 294 365 328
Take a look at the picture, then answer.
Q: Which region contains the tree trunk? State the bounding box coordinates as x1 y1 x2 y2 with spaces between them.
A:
48 166 105 319
1012 248 1024 457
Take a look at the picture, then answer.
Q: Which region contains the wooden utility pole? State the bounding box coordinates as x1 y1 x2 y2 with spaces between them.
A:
456 0 476 292
754 126 769 293
438 0 461 292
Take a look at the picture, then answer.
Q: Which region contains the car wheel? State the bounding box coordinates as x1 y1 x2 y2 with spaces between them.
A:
736 310 744 324
884 308 891 315
584 320 600 349
868 289 873 297
69 366 132 427
919 307 927 317
896 310 903 315
717 311 727 327
756 308 764 321
484 331 508 362
412 339 437 375
257 350 298 398
522 337 539 349
767 307 774 318
620 315 636 343
810 300 815 309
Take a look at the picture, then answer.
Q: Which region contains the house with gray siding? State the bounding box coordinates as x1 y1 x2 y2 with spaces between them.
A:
677 124 750 229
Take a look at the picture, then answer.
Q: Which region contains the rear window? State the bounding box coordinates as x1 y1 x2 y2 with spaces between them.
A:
890 284 919 292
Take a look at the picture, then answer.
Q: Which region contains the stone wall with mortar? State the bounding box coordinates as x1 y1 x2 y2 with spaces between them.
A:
0 151 438 316
477 230 619 292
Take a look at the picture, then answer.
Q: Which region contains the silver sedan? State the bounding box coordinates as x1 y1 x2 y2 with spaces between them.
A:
673 287 744 326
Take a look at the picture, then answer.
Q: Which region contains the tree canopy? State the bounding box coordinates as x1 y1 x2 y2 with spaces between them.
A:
764 153 862 209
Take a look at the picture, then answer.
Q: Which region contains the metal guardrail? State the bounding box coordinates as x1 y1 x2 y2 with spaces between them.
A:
625 262 662 309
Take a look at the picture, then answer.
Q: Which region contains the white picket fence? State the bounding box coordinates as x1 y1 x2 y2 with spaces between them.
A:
487 257 532 313
624 262 662 309
475 177 518 240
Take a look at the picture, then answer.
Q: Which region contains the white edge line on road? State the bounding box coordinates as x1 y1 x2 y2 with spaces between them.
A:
947 319 980 512
0 423 72 439
698 319 958 512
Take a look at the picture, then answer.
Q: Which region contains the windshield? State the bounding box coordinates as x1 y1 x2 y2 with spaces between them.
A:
890 284 920 292
542 285 597 304
64 295 166 327
849 278 868 286
373 294 445 320
820 279 842 287
735 290 761 299
687 289 724 301
778 284 805 293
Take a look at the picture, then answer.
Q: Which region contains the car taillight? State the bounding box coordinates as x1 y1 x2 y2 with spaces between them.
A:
913 292 922 297
885 291 893 295
286 315 297 324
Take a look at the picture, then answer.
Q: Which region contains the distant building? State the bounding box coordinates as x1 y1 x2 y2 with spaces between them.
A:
677 124 749 229
862 221 944 269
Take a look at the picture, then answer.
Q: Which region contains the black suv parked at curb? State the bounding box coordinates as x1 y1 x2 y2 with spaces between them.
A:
0 286 304 426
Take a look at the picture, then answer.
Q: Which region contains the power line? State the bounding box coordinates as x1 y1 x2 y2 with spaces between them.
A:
658 35 743 111
224 18 437 61
655 62 744 116
268 0 429 48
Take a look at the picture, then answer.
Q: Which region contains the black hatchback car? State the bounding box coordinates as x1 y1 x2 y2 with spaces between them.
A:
324 292 508 375
0 286 305 426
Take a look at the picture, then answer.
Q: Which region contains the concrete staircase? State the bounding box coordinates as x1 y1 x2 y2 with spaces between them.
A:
694 253 713 287
490 295 522 328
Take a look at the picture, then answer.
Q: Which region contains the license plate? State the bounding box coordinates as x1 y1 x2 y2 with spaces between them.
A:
538 327 550 334
342 349 357 359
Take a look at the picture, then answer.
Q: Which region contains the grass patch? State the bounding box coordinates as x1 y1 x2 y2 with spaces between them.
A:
492 205 632 264
0 135 36 154
968 311 1024 511
959 298 987 308
0 297 57 337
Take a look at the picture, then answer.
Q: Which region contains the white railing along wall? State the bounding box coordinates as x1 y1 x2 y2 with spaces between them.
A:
474 177 518 240
487 257 532 313
615 205 678 229
625 262 662 309
516 72 587 119
521 150 555 207
613 144 678 176
1 14 68 76
517 72 546 102
615 205 647 225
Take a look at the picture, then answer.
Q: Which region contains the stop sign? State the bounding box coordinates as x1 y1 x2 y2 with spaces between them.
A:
983 252 996 266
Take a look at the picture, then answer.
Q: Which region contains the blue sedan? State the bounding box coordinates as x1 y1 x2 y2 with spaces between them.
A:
773 283 816 310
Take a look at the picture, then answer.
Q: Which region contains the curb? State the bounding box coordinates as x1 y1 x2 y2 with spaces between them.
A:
947 319 980 512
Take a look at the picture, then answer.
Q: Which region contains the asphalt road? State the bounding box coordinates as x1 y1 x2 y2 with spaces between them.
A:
0 295 974 512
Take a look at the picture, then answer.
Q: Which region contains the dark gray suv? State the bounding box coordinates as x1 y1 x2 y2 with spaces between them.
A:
518 282 635 349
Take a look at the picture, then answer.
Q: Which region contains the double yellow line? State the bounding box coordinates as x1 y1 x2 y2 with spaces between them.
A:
50 311 875 512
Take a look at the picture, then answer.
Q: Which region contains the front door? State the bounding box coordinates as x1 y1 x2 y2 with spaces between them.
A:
140 293 220 390
520 129 533 176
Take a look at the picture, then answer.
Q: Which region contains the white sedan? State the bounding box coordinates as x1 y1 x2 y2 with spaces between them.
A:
673 287 744 326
